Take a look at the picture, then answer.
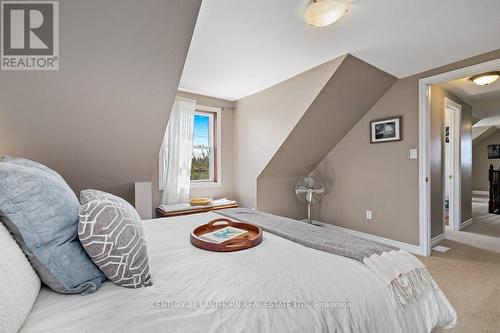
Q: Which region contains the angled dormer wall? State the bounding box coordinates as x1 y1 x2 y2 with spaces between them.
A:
256 55 397 219
0 0 201 203
232 56 346 208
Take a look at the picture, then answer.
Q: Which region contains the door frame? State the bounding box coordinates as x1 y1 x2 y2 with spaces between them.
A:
444 97 462 232
418 58 500 256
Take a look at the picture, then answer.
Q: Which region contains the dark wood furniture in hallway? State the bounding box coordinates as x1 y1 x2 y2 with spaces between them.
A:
488 165 500 214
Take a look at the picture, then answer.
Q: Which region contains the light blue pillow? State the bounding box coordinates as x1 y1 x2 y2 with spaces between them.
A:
0 158 106 294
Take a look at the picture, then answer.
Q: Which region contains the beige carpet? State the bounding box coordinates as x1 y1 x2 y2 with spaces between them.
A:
420 240 500 333
446 202 500 253
466 202 500 238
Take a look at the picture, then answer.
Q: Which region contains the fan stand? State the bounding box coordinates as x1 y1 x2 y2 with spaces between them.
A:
306 201 323 227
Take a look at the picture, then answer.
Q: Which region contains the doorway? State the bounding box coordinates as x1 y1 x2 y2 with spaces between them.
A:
418 57 500 256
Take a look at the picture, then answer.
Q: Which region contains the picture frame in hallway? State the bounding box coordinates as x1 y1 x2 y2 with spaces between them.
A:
370 116 402 143
488 144 500 159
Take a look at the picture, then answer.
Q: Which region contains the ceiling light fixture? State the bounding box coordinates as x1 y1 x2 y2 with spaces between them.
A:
305 0 348 27
471 72 500 86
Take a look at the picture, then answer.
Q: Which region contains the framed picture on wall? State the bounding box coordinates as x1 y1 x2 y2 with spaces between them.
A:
488 144 500 159
370 116 402 143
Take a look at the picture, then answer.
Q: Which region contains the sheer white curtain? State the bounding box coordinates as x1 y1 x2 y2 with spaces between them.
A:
159 96 196 204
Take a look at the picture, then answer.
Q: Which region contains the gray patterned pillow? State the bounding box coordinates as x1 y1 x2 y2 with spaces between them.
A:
78 190 153 288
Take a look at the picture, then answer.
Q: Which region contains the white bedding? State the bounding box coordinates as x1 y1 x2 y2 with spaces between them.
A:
21 212 456 333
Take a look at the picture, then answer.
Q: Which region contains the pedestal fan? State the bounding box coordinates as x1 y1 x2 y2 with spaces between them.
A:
295 176 325 226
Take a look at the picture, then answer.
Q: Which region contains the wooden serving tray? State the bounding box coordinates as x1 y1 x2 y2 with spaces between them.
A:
190 218 263 252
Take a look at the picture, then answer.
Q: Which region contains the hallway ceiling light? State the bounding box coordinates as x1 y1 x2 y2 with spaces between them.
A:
471 72 500 86
305 0 348 27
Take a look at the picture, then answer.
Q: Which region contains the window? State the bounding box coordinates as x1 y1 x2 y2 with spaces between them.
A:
191 106 221 187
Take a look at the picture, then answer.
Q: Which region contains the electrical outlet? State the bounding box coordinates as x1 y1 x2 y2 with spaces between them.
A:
366 210 372 220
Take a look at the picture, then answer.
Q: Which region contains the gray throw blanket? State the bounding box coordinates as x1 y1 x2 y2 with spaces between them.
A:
217 208 434 306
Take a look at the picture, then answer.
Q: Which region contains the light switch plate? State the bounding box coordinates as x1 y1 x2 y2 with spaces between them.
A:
409 148 418 159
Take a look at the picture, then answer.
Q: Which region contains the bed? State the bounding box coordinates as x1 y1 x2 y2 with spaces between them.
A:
20 212 456 333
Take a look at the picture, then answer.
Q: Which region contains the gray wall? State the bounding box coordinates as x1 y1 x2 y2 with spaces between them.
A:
309 58 483 245
232 57 344 208
0 0 201 203
461 103 473 224
311 76 422 245
152 91 235 213
257 55 397 220
429 86 472 238
473 129 500 191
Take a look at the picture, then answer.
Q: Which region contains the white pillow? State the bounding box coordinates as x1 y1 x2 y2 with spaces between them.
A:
0 223 40 333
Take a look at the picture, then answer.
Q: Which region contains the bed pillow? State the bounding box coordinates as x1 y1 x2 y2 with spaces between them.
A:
0 159 106 294
2 156 61 178
79 190 153 288
0 222 41 333
80 189 141 221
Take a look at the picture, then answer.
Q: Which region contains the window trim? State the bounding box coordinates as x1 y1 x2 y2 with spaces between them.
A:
190 105 222 188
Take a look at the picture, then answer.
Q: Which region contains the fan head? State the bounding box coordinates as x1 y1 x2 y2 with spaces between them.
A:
295 176 325 204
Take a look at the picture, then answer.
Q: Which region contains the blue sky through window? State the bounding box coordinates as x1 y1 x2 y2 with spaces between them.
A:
193 114 209 147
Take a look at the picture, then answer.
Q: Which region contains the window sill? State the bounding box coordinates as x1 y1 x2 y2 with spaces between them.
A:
190 181 222 189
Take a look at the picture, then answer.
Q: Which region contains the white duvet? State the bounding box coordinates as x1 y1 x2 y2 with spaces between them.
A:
21 212 456 333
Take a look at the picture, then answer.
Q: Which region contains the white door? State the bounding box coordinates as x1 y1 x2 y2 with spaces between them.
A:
444 107 451 229
445 97 462 231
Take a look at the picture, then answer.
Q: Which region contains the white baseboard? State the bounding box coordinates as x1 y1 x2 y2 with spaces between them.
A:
460 218 473 230
308 220 424 256
472 190 489 196
431 233 446 247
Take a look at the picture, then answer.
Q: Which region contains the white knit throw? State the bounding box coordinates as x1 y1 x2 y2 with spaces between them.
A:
217 208 435 306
